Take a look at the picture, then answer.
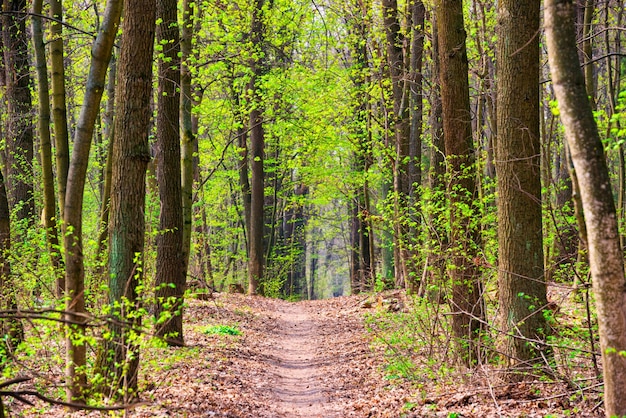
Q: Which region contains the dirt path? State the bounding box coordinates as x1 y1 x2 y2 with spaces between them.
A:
268 303 330 417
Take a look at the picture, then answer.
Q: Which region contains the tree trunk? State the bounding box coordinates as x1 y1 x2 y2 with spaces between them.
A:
181 0 196 278
63 0 122 403
104 0 156 398
32 0 64 297
407 0 425 292
248 0 267 295
2 0 34 226
496 0 551 372
435 0 485 365
0 170 21 346
545 2 626 415
382 0 410 288
154 0 185 346
49 0 70 221
95 54 117 278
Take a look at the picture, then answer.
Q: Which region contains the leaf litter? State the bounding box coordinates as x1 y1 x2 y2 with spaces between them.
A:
6 292 605 417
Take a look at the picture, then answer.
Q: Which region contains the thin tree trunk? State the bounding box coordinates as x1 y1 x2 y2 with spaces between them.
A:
382 0 410 288
63 0 122 403
49 0 70 221
32 0 64 296
545 2 626 414
180 0 196 277
248 0 267 295
95 54 117 277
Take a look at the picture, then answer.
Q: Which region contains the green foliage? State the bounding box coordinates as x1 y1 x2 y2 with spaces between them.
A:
203 324 241 336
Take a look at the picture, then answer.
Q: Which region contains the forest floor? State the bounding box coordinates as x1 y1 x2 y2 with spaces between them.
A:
10 291 604 417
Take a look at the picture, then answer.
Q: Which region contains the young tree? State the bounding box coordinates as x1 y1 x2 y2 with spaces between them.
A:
435 0 485 364
63 0 123 403
346 0 374 294
103 0 156 397
545 0 626 414
154 0 185 346
32 0 63 296
49 0 70 221
381 0 411 288
180 0 196 277
496 0 551 371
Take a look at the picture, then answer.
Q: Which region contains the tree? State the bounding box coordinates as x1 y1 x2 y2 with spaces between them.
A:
154 0 185 346
496 0 551 371
435 0 485 363
102 0 156 398
32 0 63 296
346 0 374 294
1 0 34 225
180 0 196 277
63 0 123 403
49 0 70 222
247 0 267 295
545 0 626 414
0 170 21 349
381 0 410 288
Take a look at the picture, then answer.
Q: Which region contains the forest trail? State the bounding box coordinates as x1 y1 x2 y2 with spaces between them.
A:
266 302 332 417
11 292 604 417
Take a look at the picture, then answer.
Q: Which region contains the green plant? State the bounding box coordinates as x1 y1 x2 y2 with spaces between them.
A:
203 325 241 336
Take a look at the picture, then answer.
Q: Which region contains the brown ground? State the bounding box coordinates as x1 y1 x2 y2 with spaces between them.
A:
8 292 605 417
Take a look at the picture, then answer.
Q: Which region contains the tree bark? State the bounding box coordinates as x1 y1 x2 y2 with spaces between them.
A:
105 0 156 398
181 0 196 279
545 1 626 415
435 0 485 365
63 0 122 403
496 0 551 371
154 0 185 346
381 0 410 288
49 0 70 221
32 0 64 296
2 0 34 225
248 0 267 295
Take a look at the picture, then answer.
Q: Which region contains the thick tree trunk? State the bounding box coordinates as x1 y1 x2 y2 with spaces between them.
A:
2 0 34 225
63 0 122 404
435 0 485 365
105 0 156 398
496 0 551 371
154 0 185 346
545 1 626 415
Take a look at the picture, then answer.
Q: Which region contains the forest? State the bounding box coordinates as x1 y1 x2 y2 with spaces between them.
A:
0 0 625 416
